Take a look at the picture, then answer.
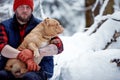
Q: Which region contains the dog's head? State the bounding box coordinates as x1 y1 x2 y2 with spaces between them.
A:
5 59 28 78
11 63 27 78
42 18 64 37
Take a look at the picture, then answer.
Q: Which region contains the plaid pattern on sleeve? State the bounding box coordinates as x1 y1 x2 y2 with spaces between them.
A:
0 25 8 51
50 36 64 54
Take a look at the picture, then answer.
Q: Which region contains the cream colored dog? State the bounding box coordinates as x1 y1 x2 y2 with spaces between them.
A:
5 58 28 78
4 18 64 78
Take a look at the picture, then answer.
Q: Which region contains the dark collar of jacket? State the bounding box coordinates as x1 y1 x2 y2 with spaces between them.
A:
12 14 41 31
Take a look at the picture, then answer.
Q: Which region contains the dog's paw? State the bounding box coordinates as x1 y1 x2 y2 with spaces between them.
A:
34 50 40 57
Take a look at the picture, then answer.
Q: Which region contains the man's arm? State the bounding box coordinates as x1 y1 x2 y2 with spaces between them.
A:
0 25 19 58
39 36 64 57
1 45 20 58
50 36 64 54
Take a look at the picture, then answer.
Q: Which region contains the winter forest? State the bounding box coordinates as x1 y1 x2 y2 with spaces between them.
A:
1 0 120 80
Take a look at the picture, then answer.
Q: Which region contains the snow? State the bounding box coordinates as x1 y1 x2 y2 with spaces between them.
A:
1 0 120 80
49 11 120 80
58 49 120 80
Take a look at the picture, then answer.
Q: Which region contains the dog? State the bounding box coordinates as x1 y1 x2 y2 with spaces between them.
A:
4 18 64 78
4 58 28 78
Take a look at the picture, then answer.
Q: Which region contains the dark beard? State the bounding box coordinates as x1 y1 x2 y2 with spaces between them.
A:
16 12 31 23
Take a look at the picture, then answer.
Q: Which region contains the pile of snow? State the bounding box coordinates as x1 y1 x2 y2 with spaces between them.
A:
59 49 120 80
50 11 120 80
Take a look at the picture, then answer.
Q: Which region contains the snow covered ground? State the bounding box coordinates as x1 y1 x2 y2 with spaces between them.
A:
49 11 120 80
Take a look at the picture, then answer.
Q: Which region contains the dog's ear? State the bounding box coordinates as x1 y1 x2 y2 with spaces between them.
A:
4 60 13 71
44 17 50 26
4 65 12 71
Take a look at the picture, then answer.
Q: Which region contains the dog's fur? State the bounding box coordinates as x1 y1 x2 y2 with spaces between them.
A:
5 58 28 78
4 18 64 78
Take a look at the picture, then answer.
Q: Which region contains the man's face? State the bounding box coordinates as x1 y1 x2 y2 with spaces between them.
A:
15 5 32 23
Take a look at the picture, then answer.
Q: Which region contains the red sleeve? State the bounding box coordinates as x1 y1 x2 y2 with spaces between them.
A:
0 25 8 51
50 36 64 54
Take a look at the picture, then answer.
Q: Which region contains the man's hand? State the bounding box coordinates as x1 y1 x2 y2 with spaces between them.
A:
17 49 40 71
26 59 40 71
17 49 33 62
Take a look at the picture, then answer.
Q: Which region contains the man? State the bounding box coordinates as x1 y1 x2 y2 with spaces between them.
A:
0 0 63 80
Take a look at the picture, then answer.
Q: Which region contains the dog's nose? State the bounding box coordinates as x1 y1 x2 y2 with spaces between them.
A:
15 70 21 74
58 26 64 34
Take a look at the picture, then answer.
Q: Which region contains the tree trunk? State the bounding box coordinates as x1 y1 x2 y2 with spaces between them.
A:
103 0 114 15
85 0 96 27
85 0 114 28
